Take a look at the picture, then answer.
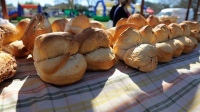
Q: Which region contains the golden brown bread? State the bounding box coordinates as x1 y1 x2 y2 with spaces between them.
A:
0 18 30 46
139 25 157 44
123 44 158 72
0 51 17 83
113 23 139 45
168 23 183 39
3 40 29 58
183 21 200 32
116 18 128 27
64 15 91 35
174 36 198 54
179 22 190 36
127 14 147 28
155 42 173 62
153 24 170 43
164 39 184 57
84 47 115 71
190 30 200 41
75 27 110 54
33 32 87 86
51 18 68 32
146 15 160 28
90 20 106 30
22 14 52 54
113 28 142 60
161 19 171 26
75 27 115 71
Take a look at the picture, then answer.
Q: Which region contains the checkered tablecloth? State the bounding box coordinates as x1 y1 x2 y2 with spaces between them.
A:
0 44 200 112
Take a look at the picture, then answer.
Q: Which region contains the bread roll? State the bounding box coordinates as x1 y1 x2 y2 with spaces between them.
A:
164 39 184 57
127 14 147 28
84 47 115 71
3 40 29 58
161 19 171 26
16 18 31 37
51 18 68 32
139 25 157 44
123 44 158 72
90 20 106 30
179 22 190 36
168 23 183 39
75 28 110 54
155 42 173 62
146 15 160 28
0 18 30 46
0 25 18 45
33 32 87 86
190 30 200 41
113 28 142 60
175 36 198 54
64 15 91 34
113 23 139 44
116 18 128 27
22 14 52 54
0 51 17 83
153 24 170 43
75 27 115 71
183 21 200 32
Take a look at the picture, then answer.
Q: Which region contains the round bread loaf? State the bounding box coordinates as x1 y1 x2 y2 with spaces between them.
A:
75 27 115 71
127 14 147 28
183 21 200 32
0 18 30 46
3 40 29 58
179 22 190 36
155 42 173 62
64 15 91 34
164 39 184 57
168 23 183 39
90 20 106 30
0 51 17 83
75 28 110 54
0 25 17 45
116 18 128 27
51 18 68 32
123 44 158 72
113 27 142 60
139 25 157 44
22 14 52 54
33 32 87 86
174 36 197 54
113 23 139 44
153 24 170 43
161 19 171 26
146 15 160 28
84 47 115 71
190 30 200 41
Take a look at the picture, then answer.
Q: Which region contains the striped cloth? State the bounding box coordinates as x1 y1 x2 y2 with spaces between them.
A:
0 45 200 112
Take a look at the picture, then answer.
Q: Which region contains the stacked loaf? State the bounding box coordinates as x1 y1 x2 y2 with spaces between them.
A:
0 26 17 83
33 15 115 85
113 14 199 72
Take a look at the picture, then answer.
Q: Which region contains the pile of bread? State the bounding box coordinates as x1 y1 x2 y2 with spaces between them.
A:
0 13 199 86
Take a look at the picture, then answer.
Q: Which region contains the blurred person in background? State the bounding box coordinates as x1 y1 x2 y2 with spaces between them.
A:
112 0 132 27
